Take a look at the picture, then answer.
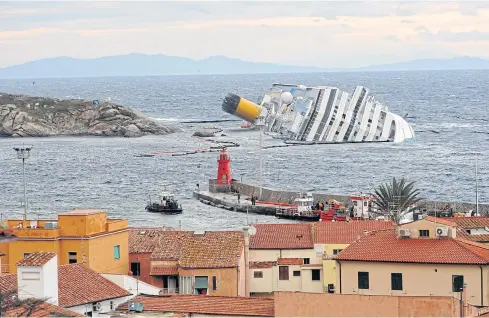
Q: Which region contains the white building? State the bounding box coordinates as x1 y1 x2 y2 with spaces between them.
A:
14 252 134 317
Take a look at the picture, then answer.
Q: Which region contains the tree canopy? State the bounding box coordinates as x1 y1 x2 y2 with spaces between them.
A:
372 177 422 224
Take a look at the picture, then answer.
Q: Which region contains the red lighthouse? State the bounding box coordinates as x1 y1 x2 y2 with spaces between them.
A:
216 148 232 185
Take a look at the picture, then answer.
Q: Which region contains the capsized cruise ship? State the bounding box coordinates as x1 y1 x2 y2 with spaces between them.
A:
222 83 414 143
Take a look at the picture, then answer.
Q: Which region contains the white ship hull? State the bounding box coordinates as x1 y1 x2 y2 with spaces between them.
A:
261 84 414 143
222 83 414 143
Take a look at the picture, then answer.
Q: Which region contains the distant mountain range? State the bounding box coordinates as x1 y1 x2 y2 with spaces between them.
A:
0 54 488 79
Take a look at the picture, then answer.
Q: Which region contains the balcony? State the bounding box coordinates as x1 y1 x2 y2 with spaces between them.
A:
160 288 179 294
1 264 10 274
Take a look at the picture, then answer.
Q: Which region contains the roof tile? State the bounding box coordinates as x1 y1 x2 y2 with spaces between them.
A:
250 261 275 269
178 231 244 268
336 229 489 265
277 258 303 265
150 231 194 260
4 299 82 317
150 266 178 276
424 216 457 227
58 264 131 307
250 224 313 249
313 220 395 244
1 262 131 309
17 252 57 267
0 273 16 294
118 295 274 317
446 217 489 229
129 228 176 254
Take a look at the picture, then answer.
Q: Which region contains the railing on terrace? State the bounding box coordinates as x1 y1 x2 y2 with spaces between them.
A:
1 264 10 274
160 288 179 294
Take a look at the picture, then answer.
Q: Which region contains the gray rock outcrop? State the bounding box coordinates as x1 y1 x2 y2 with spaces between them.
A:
0 93 177 137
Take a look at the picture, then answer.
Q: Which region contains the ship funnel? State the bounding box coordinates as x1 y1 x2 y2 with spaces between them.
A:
222 93 263 124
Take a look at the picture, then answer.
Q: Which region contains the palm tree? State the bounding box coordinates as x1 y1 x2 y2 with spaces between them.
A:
372 177 423 224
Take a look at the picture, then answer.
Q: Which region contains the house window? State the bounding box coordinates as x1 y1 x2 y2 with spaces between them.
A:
68 252 77 264
23 253 31 258
110 301 114 310
212 276 217 291
303 258 310 265
364 201 367 206
85 312 93 317
194 276 209 295
179 276 192 294
254 271 263 278
333 249 343 255
113 245 120 259
391 273 403 290
358 272 369 289
279 266 289 280
312 269 321 281
419 230 429 237
293 271 301 277
453 275 464 292
130 262 140 276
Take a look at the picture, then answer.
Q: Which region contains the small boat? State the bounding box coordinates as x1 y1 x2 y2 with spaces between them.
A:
275 193 320 221
145 190 183 214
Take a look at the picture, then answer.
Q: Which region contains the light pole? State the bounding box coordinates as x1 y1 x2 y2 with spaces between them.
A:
13 144 33 220
255 116 265 200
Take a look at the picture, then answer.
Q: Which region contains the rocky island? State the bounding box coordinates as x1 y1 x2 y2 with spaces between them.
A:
0 92 176 137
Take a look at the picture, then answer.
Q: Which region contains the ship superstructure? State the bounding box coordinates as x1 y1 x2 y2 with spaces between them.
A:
222 83 414 143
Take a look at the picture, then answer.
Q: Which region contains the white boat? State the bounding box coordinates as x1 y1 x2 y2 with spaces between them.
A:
222 83 414 143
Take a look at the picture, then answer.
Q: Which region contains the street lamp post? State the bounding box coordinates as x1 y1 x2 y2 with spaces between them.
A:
255 116 265 200
13 145 33 220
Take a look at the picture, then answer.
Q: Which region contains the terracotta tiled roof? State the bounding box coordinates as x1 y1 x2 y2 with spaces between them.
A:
4 299 83 317
150 265 178 275
277 258 303 265
118 295 274 317
424 216 457 226
313 220 395 244
178 231 244 268
58 264 131 307
1 264 131 308
129 227 176 253
446 217 489 229
150 231 194 260
250 261 275 269
336 229 489 265
301 264 323 268
132 229 245 269
17 252 57 267
458 231 489 243
0 273 17 293
250 224 313 249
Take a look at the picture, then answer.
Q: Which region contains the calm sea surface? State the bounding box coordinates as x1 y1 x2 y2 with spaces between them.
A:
0 71 488 230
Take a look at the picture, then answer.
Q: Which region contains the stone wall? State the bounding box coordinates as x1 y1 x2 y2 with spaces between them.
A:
274 292 479 317
231 180 489 214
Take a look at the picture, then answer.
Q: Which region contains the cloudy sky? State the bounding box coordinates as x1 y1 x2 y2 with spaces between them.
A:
1 1 489 68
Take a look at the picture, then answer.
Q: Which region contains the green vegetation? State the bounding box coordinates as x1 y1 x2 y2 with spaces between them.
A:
372 177 423 224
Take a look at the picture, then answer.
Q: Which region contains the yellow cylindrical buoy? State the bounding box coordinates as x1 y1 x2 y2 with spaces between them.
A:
222 93 262 123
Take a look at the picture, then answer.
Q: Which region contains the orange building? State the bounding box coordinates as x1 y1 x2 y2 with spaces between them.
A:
0 210 128 275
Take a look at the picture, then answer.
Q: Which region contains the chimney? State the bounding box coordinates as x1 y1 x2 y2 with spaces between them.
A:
242 226 251 297
17 253 59 305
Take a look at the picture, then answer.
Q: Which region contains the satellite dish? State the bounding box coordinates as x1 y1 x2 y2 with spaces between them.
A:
248 225 257 236
280 92 293 105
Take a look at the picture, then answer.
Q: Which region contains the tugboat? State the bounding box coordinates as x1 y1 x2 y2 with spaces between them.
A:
145 189 183 214
275 192 320 221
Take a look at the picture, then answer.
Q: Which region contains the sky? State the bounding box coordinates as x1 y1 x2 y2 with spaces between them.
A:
0 1 489 68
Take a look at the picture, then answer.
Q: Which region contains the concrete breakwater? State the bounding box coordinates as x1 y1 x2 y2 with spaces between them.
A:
231 181 489 214
193 191 276 215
